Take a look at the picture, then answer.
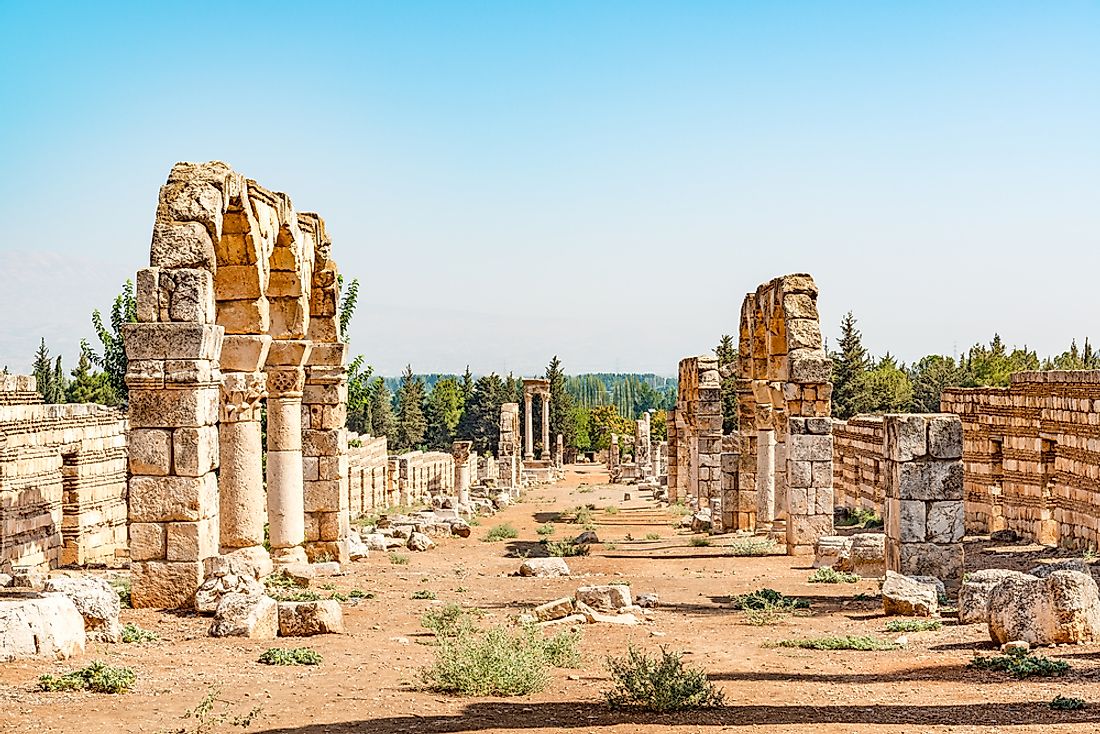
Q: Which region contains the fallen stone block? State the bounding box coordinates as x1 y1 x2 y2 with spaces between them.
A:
43 576 122 643
1029 559 1091 579
534 597 576 622
988 570 1100 645
958 569 1035 625
538 613 588 627
278 600 346 636
407 532 434 552
361 533 389 551
519 557 570 577
882 570 938 617
0 594 86 661
279 564 315 587
449 521 472 538
813 535 848 569
195 569 264 614
348 533 369 560
990 529 1020 543
836 533 886 578
575 584 632 612
209 593 278 639
635 593 660 608
573 530 599 545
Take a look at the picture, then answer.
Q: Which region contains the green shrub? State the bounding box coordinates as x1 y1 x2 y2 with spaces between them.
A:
603 646 725 712
421 624 560 696
559 506 594 525
348 589 373 599
536 523 555 537
731 588 809 611
645 533 661 540
38 661 136 694
774 636 898 651
120 623 158 643
544 539 590 557
411 589 437 600
969 650 1069 678
728 538 779 556
540 629 583 668
484 523 519 542
109 578 132 609
884 619 942 633
604 506 620 515
1051 695 1087 710
258 647 323 666
389 552 410 565
808 567 861 584
689 536 711 547
422 604 480 638
835 508 881 527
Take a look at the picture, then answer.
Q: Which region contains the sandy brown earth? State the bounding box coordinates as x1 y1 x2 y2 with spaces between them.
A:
3 465 1100 734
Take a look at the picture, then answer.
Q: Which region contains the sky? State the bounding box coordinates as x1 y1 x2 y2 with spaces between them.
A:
1 1 1097 377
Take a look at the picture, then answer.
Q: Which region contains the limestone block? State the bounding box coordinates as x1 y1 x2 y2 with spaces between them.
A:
307 343 347 367
814 485 834 515
129 429 172 476
0 594 86 661
166 517 220 562
885 415 928 461
988 571 1100 645
163 268 216 324
575 585 632 612
519 557 571 577
806 417 831 435
896 543 964 582
43 577 122 643
1029 559 1091 578
787 513 835 554
150 222 215 271
218 299 270 335
958 569 1035 625
158 179 224 241
788 460 812 488
814 535 848 569
899 500 927 542
209 593 278 639
172 426 219 477
131 560 204 609
928 416 963 459
196 573 265 614
835 533 886 578
789 434 832 462
534 597 576 622
122 322 223 362
136 267 160 322
130 522 166 561
213 265 263 301
882 571 938 617
782 293 818 320
786 319 823 350
787 486 808 515
304 480 343 513
277 600 345 636
811 461 832 487
129 474 217 523
129 387 219 428
789 354 831 383
927 501 965 543
165 359 215 385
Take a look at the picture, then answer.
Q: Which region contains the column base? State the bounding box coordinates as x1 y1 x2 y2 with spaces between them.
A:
221 545 274 579
271 546 309 566
304 540 350 565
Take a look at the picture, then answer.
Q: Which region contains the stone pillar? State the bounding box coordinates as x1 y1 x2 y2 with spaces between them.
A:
265 340 312 566
696 356 723 507
453 440 472 506
884 414 964 582
498 402 520 492
302 342 349 564
541 393 550 460
218 368 268 555
123 273 223 609
786 417 834 556
555 434 564 469
666 409 679 501
524 391 535 460
756 428 775 531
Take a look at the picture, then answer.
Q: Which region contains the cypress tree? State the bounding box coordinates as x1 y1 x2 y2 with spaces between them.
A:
394 365 427 450
830 312 870 419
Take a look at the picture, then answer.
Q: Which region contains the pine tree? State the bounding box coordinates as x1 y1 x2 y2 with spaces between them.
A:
908 354 961 413
85 280 136 405
714 334 739 433
460 366 474 403
545 356 576 457
394 365 427 450
368 377 396 437
32 338 54 402
66 352 116 405
830 312 870 419
425 377 463 449
457 373 506 454
51 356 67 404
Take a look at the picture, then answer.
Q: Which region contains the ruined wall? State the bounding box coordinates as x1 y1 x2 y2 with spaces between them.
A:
497 403 520 491
0 377 128 570
395 451 455 505
347 434 389 517
942 371 1100 549
669 357 722 511
831 415 886 513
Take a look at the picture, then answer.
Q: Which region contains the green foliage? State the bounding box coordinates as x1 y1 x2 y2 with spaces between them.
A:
959 334 1039 388
603 646 725 712
775 636 898 651
421 604 480 638
32 338 66 404
394 365 428 450
456 373 508 454
604 505 619 515
649 408 668 442
110 577 132 608
258 647 323 666
543 539 590 557
38 661 136 694
338 275 359 338
345 355 374 434
715 334 739 433
388 552 410 565
425 376 465 449
484 523 518 542
565 374 675 418
120 623 159 643
645 533 661 540
1051 695 1087 710
541 628 583 668
808 567 861 584
587 405 635 453
727 537 780 556
969 650 1069 678
849 353 913 415
420 623 564 696
908 354 963 413
411 589 437 600
731 588 809 611
831 311 870 419
536 523 555 536
546 356 577 454
835 507 881 528
884 619 941 632
559 505 594 525
369 377 396 437
65 351 116 405
175 685 264 732
689 536 711 547
84 279 136 405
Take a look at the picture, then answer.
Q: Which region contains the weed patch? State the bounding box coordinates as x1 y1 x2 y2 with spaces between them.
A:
727 538 780 556
388 552 410 565
536 523 555 537
38 661 136 694
808 567 861 584
120 623 158 643
484 523 519 542
1051 695 1087 710
543 539 590 557
884 619 942 633
969 650 1069 678
411 590 437 600
603 646 725 712
258 648 322 666
774 636 898 651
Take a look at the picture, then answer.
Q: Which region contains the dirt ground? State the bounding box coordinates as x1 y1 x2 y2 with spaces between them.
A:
4 465 1100 734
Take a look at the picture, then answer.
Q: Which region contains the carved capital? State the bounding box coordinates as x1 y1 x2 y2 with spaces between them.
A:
220 371 267 422
265 367 306 398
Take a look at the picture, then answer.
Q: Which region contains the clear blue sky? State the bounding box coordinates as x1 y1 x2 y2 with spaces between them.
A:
1 1 1097 376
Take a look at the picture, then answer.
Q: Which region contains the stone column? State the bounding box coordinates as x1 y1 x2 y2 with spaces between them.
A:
786 416 834 556
218 369 268 556
453 441 472 506
884 414 964 582
524 390 534 460
666 409 679 501
556 434 564 469
302 342 349 564
756 428 776 531
265 340 312 566
541 393 551 460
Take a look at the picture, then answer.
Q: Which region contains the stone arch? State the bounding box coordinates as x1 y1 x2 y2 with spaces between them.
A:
124 161 348 608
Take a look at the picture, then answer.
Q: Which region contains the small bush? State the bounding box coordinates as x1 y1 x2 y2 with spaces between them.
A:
667 502 691 516
411 589 437 600
969 650 1069 678
728 538 779 557
559 506 594 525
645 533 661 540
110 578 132 609
544 539 590 557
536 523 555 537
541 629 583 668
258 647 323 666
266 586 321 602
421 625 551 696
689 536 711 547
484 523 519 542
120 623 159 643
835 508 881 527
808 567 861 584
774 636 898 651
422 604 480 638
604 646 725 712
884 619 942 633
604 506 620 515
38 661 136 694
348 589 374 599
731 588 809 611
1051 695 1087 710
389 552 410 565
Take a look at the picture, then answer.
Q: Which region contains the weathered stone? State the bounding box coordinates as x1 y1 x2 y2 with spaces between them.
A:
534 597 575 622
958 569 1036 625
835 533 886 578
990 529 1020 543
1029 559 1091 579
347 533 369 560
209 593 278 639
0 594 86 661
277 600 345 636
635 593 660 608
519 557 571 578
43 577 122 643
813 535 848 569
575 585 632 612
882 570 938 617
407 532 434 552
988 570 1100 645
573 530 600 545
195 571 264 614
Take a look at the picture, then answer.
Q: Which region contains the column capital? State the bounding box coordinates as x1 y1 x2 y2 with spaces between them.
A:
266 367 306 398
220 371 267 422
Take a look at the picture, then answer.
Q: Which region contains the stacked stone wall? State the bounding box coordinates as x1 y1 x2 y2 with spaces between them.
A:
669 357 722 513
347 434 389 516
396 451 455 505
942 371 1100 549
831 415 886 513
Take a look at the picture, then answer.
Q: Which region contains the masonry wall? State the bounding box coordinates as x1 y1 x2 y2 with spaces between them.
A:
0 378 128 570
346 434 389 517
831 415 886 513
942 371 1100 549
395 451 455 505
